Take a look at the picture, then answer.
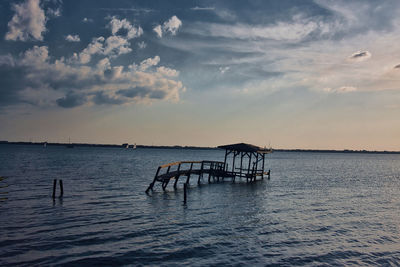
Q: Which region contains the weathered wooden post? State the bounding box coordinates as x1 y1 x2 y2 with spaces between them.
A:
52 179 57 199
262 154 265 179
198 161 204 184
162 179 170 191
268 169 271 179
174 163 181 189
186 162 193 184
183 183 187 204
59 179 64 197
146 166 161 193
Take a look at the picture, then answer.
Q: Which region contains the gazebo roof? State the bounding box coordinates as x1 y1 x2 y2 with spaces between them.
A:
218 143 272 154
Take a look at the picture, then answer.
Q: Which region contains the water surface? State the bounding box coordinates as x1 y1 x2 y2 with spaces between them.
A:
0 145 399 266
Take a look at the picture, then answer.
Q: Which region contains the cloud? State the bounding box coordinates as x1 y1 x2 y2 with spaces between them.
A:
153 25 162 38
139 56 160 71
0 46 185 108
82 17 93 23
219 66 230 74
154 15 182 38
76 16 144 64
108 16 143 40
78 35 131 64
157 66 179 77
138 41 146 49
190 6 215 11
163 16 182 35
337 86 357 92
56 92 87 108
99 7 154 13
5 0 47 41
193 19 320 42
323 86 357 93
349 51 371 62
47 7 61 17
65 34 80 42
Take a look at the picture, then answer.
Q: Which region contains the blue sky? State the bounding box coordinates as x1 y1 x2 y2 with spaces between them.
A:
1 0 400 150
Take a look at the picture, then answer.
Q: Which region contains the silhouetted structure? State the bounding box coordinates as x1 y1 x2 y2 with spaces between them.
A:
146 143 272 193
218 143 272 182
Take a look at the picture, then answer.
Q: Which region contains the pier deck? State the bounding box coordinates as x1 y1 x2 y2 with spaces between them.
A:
145 159 270 193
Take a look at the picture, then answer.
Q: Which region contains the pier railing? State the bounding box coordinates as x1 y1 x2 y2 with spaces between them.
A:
145 160 226 193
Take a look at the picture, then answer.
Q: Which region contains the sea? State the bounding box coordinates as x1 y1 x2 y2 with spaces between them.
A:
0 144 399 266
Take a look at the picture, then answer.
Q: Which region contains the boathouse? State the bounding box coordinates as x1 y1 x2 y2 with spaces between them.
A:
145 143 272 193
218 143 272 182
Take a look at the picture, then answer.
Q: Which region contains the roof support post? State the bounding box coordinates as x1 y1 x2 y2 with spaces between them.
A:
262 154 265 179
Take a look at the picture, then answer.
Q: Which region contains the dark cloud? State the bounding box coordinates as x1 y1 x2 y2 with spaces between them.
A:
117 87 150 98
56 92 87 108
117 87 167 99
0 64 31 106
349 51 371 62
0 45 184 109
92 91 125 105
351 51 368 58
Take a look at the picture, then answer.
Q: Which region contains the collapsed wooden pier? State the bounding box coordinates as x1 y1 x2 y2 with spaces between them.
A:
146 143 272 193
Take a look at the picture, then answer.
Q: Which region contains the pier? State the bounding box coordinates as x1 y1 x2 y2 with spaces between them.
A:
146 143 272 193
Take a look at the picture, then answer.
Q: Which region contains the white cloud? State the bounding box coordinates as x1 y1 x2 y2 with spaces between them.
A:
65 34 80 42
197 20 319 41
138 41 146 49
153 25 162 38
0 46 185 108
163 16 182 35
97 58 111 70
78 35 132 64
108 16 143 40
219 66 230 74
139 56 160 71
75 16 145 64
190 6 215 11
153 16 182 38
5 0 47 41
103 36 132 56
157 66 179 77
82 17 93 23
22 45 49 65
47 7 61 17
324 86 357 93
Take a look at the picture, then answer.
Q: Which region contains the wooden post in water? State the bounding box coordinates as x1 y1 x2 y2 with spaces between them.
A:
223 150 227 170
247 153 252 183
254 153 259 182
198 162 204 185
186 162 193 184
262 154 265 179
52 179 57 199
59 179 64 197
146 166 161 193
174 163 181 189
183 183 187 204
240 152 243 179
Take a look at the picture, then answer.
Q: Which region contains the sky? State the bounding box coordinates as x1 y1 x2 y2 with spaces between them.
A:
1 0 400 150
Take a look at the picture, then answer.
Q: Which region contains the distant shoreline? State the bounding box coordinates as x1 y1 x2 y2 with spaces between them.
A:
1 140 400 154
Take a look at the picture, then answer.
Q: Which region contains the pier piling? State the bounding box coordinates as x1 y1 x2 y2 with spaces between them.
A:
183 183 187 204
52 179 57 199
59 180 64 197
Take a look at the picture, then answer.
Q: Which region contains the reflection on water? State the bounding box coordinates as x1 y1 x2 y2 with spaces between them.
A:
0 144 399 266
